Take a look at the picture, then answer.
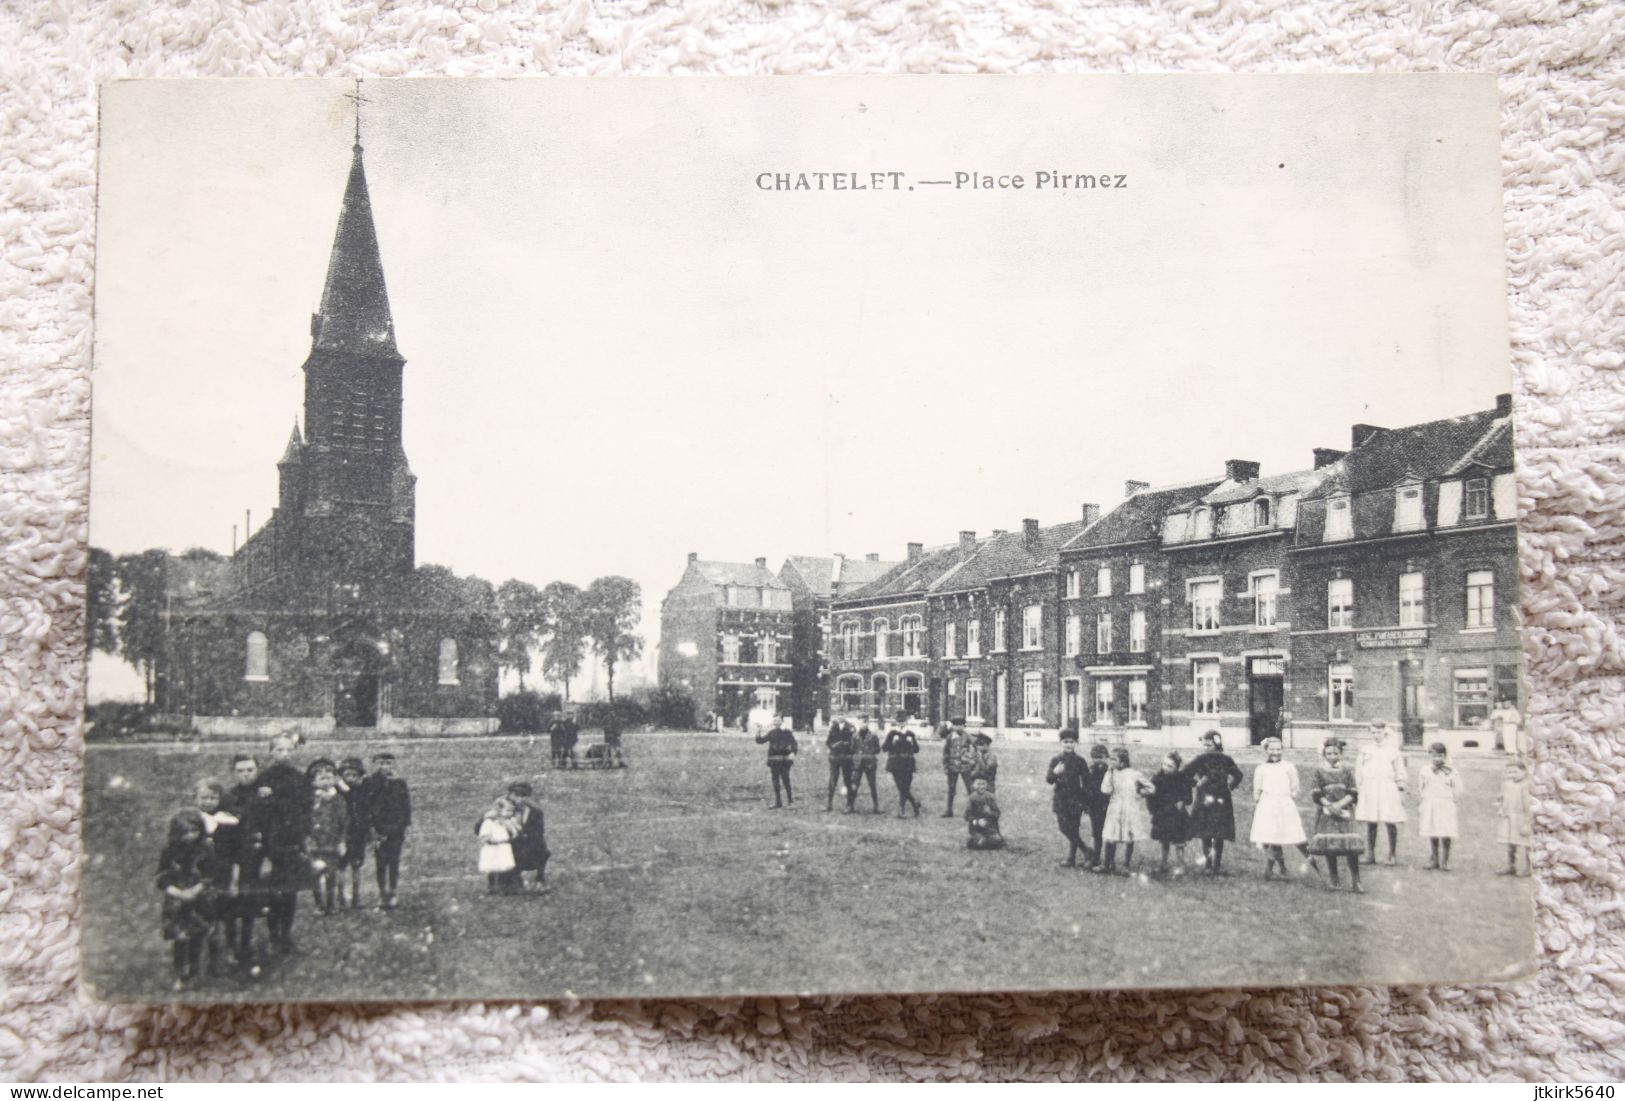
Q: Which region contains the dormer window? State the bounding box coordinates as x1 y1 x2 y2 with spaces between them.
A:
1193 507 1212 540
1465 478 1489 521
1395 485 1424 532
1324 497 1352 541
1253 498 1271 528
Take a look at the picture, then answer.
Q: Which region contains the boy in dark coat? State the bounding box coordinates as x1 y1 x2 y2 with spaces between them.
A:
507 782 551 890
256 733 312 955
1084 743 1112 869
337 756 371 910
848 724 882 813
964 779 1005 850
1046 728 1091 867
756 717 799 807
825 718 856 811
366 752 412 909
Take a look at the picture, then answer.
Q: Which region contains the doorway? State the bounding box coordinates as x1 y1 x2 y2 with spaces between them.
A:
1400 659 1425 745
1247 657 1285 745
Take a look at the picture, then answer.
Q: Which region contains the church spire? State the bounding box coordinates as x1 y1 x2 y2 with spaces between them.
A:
310 86 398 358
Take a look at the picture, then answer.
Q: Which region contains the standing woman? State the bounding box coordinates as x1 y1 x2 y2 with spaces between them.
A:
1183 730 1243 876
882 725 923 817
1355 721 1407 865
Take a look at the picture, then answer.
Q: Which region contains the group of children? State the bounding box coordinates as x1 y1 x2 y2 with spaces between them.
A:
155 734 411 990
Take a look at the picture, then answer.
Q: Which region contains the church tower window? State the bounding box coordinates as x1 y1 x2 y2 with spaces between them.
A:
438 638 461 685
245 631 270 681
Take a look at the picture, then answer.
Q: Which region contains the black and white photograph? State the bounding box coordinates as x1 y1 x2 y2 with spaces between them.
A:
83 75 1535 1003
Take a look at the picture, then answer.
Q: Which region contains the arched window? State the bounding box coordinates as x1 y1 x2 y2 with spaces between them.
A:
244 631 270 681
872 673 890 717
838 675 864 714
873 618 889 660
839 621 859 661
438 637 460 685
899 673 924 720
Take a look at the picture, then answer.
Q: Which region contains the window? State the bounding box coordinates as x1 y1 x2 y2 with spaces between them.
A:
1329 663 1354 721
1466 570 1495 628
1254 498 1272 528
1065 614 1081 657
967 620 981 658
965 678 983 721
1096 611 1113 654
1129 609 1147 652
1065 570 1080 599
245 630 270 681
1094 679 1115 724
1325 497 1352 541
1328 578 1354 629
947 677 958 697
993 608 1007 652
437 638 459 685
725 585 740 607
839 676 863 713
839 621 858 660
721 634 740 664
1022 605 1042 649
760 634 778 664
1252 572 1278 627
1193 507 1212 540
1128 678 1147 724
1399 572 1425 627
1129 563 1145 595
945 622 957 658
1022 672 1044 721
1192 658 1221 716
1190 580 1222 632
1096 567 1112 596
901 615 923 657
873 618 889 660
739 635 758 664
1465 478 1490 521
1395 485 1424 531
899 673 924 718
1454 667 1491 726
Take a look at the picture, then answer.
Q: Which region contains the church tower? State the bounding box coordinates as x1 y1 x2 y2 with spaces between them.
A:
279 116 417 591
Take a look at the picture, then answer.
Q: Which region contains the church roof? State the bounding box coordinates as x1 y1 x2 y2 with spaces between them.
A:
311 143 399 358
278 421 304 464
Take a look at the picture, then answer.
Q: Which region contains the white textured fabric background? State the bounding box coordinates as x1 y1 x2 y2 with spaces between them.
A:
2 0 1622 1082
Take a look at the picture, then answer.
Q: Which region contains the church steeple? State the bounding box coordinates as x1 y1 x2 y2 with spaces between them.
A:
310 125 398 358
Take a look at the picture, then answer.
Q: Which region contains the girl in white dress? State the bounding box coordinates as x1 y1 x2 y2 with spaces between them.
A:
1099 748 1152 875
477 795 520 894
1355 721 1408 865
1250 737 1310 880
1417 742 1461 871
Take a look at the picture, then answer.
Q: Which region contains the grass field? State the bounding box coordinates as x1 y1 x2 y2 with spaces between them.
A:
80 732 1536 1003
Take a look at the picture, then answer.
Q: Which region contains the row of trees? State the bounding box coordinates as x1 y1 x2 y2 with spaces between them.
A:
494 576 644 702
87 545 645 704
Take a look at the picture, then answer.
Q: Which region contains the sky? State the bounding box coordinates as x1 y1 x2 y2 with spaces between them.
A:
88 75 1512 699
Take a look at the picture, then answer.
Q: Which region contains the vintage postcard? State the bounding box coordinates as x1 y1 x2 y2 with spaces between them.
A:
84 76 1534 1002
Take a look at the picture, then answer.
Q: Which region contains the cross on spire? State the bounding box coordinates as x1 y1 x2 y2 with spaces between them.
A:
343 79 369 149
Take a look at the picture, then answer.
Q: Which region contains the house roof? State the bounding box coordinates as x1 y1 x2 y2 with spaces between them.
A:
691 559 789 591
944 518 1096 591
1062 479 1222 552
840 540 982 603
1304 408 1508 500
779 555 902 599
1201 468 1327 506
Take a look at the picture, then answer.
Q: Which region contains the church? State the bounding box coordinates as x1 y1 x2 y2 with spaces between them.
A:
153 110 500 738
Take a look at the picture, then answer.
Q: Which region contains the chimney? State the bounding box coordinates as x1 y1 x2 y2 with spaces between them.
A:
993 529 1008 537
959 530 977 555
688 552 698 563
907 542 923 563
866 552 879 562
1352 423 1387 448
1082 503 1101 525
1225 459 1260 483
1023 518 1040 547
754 556 767 570
1495 392 1512 416
1125 480 1150 497
1313 447 1347 469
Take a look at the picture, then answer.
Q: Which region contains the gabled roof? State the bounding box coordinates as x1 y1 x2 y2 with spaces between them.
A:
947 518 1096 590
1304 408 1507 501
836 555 899 593
839 540 980 603
1202 468 1325 506
780 556 835 599
1063 480 1222 552
692 559 789 591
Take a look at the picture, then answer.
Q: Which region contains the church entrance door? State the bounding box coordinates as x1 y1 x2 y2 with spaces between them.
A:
337 671 380 727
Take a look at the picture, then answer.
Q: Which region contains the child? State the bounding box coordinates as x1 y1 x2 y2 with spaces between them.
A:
1356 721 1407 865
1495 758 1533 877
1183 730 1244 876
1418 742 1461 871
367 752 412 910
1250 736 1310 880
1308 738 1364 892
257 733 312 954
337 757 370 910
963 778 1005 850
221 755 265 971
1148 752 1194 875
1099 747 1151 874
156 809 216 991
191 778 240 975
848 724 882 813
507 782 551 891
478 795 521 893
1046 728 1091 867
1084 743 1113 868
307 760 346 913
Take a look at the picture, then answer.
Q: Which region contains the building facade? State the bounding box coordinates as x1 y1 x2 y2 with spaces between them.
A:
657 555 795 726
154 132 500 737
777 553 898 729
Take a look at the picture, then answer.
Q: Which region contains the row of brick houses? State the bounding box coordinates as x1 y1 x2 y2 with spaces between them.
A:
658 396 1521 749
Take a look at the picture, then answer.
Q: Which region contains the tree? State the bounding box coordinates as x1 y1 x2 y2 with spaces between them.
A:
495 579 545 691
86 547 119 655
538 581 587 703
584 575 643 704
115 549 170 703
